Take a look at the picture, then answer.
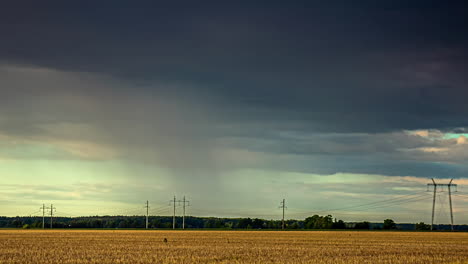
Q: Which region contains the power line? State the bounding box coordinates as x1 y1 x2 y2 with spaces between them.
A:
54 211 77 218
345 194 431 213
288 193 431 219
188 208 281 218
150 207 170 216
150 205 170 213
288 191 429 216
29 210 42 216
105 207 148 216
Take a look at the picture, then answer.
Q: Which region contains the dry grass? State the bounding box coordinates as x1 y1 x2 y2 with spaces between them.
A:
1 230 467 263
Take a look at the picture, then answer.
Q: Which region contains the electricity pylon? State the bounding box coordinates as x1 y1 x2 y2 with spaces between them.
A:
427 178 457 231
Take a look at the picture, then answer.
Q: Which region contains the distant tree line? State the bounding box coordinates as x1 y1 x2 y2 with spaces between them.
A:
0 215 350 229
1 216 466 231
2 215 342 229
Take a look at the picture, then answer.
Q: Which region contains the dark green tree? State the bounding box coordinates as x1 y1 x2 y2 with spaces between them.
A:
415 222 430 230
383 219 396 230
304 215 335 229
238 218 253 229
289 221 300 229
332 219 346 229
252 218 264 229
354 221 370 229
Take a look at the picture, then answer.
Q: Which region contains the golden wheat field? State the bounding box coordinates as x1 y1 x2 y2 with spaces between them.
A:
0 230 467 264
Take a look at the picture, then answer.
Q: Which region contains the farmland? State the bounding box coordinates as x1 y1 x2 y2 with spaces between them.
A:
0 230 467 264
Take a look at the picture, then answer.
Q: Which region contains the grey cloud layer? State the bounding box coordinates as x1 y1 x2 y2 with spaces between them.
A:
1 1 467 134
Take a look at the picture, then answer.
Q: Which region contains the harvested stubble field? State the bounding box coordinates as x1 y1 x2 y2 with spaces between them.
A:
0 230 467 264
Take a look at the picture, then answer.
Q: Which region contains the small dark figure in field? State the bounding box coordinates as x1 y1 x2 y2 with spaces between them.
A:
163 238 168 243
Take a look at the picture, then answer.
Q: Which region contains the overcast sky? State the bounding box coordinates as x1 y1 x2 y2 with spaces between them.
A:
1 1 468 223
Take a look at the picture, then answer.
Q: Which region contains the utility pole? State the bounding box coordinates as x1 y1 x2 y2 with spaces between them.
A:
427 178 457 231
145 200 149 229
40 204 46 229
47 204 56 229
181 196 190 230
279 199 286 230
170 196 177 229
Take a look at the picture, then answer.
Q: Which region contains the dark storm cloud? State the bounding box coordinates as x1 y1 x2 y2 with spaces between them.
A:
1 0 468 184
1 0 467 133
